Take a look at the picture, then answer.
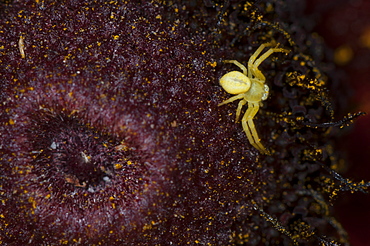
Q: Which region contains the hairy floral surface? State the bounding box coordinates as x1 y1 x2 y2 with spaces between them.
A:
0 0 365 245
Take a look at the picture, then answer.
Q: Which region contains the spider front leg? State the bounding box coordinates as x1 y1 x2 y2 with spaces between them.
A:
241 102 269 155
248 44 290 82
223 60 248 75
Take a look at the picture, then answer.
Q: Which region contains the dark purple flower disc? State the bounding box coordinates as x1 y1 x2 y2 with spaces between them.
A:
0 1 271 245
1 0 362 245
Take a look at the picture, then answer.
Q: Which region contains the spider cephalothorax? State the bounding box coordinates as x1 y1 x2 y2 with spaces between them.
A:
219 43 289 154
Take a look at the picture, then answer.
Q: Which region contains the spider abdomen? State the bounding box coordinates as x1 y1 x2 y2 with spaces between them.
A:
220 71 251 94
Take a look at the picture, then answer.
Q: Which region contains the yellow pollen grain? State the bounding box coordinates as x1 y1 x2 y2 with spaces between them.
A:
207 61 217 67
18 36 25 58
114 163 123 169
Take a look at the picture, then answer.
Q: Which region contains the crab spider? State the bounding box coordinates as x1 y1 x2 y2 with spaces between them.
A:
219 43 289 154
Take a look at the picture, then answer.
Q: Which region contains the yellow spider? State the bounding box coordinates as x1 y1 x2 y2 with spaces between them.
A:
219 43 289 154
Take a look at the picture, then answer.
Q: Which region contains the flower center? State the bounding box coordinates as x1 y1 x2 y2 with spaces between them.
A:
49 128 115 190
28 113 136 192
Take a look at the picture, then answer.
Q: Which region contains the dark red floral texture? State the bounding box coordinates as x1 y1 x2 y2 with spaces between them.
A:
0 1 270 245
0 0 366 245
307 1 370 245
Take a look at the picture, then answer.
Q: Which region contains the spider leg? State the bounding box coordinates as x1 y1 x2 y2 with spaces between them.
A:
250 47 289 81
241 102 269 154
248 44 267 65
247 44 267 76
235 99 246 122
219 95 246 122
223 60 248 75
218 94 244 106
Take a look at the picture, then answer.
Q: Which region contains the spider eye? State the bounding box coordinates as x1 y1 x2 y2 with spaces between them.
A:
261 84 269 101
220 71 251 94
